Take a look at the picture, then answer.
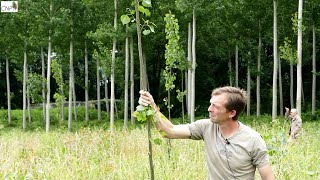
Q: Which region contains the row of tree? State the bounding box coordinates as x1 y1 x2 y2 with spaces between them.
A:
0 0 320 131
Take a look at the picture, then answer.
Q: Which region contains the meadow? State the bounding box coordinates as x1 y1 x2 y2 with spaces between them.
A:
0 113 319 179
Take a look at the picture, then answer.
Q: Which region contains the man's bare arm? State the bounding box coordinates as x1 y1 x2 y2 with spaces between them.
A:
139 90 191 139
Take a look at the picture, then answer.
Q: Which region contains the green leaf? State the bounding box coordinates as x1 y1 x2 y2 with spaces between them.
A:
143 29 150 35
153 138 162 145
144 9 151 16
132 111 139 118
149 25 154 32
130 10 135 15
138 5 146 14
146 109 155 116
142 0 152 7
120 15 131 25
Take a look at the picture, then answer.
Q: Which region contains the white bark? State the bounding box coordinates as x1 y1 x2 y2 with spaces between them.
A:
290 63 294 108
130 36 135 125
27 69 31 123
85 41 89 124
97 57 101 121
41 47 46 124
46 1 53 132
68 28 74 131
190 9 196 123
110 0 117 131
23 42 27 130
256 30 261 117
235 45 239 87
278 55 283 116
6 57 11 124
312 25 316 115
187 23 192 118
296 0 303 116
228 51 232 86
247 66 251 117
272 0 278 120
124 31 129 128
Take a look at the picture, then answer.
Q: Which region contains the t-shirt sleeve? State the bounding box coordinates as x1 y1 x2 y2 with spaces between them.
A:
251 135 270 168
188 119 211 140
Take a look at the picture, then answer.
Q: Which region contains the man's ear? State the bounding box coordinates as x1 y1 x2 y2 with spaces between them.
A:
229 110 236 118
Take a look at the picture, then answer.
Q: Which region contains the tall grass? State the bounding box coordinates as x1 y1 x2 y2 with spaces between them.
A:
0 114 319 179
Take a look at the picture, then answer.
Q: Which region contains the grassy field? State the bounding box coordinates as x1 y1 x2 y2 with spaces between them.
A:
0 116 319 179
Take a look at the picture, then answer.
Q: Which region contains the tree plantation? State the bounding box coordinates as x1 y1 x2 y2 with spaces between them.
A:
1 0 320 179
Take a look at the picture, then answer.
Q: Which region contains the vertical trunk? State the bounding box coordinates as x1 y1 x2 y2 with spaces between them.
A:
41 47 46 124
235 45 239 87
46 1 53 133
6 57 11 125
124 29 129 128
85 40 89 125
60 62 64 121
104 78 109 115
68 27 74 131
130 36 135 125
256 30 261 117
187 23 192 118
228 51 232 86
312 25 316 115
27 69 31 123
290 64 294 108
110 0 117 131
278 55 283 116
247 65 251 117
190 8 196 123
296 0 303 115
72 80 77 122
97 57 101 121
272 0 278 120
23 42 27 130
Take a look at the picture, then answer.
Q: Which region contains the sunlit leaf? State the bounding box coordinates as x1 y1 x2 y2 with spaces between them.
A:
142 0 152 7
143 29 150 35
120 15 131 25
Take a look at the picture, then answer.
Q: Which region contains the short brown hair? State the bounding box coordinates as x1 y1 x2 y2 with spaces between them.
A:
211 86 247 120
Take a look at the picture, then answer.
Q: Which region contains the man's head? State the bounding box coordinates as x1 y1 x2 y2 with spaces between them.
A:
210 86 247 121
290 108 298 117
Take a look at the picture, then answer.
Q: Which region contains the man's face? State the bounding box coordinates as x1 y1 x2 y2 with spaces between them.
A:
290 111 297 117
208 94 233 124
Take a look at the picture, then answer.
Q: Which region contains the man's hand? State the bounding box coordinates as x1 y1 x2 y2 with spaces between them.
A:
285 107 289 113
139 90 157 110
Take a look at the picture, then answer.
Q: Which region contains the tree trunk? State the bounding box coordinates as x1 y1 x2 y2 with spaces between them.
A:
124 28 129 128
190 8 196 123
104 78 109 115
27 69 31 123
46 1 53 133
290 63 294 108
187 23 192 118
235 45 239 87
278 55 283 116
110 0 118 131
256 29 261 117
85 40 89 125
296 0 303 115
272 0 278 120
228 51 232 86
68 28 74 131
130 36 135 125
41 47 46 124
247 65 251 117
60 61 64 121
23 42 27 130
6 56 11 125
312 25 316 115
97 56 101 121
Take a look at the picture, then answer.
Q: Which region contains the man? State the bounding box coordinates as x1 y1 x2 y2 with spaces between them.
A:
139 86 275 180
285 107 302 142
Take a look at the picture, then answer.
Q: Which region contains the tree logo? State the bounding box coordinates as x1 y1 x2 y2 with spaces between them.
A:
1 1 18 12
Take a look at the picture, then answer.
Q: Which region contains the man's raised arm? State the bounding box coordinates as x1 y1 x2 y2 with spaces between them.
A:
139 90 191 139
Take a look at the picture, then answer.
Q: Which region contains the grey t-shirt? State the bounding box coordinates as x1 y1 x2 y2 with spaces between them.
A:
188 119 269 180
